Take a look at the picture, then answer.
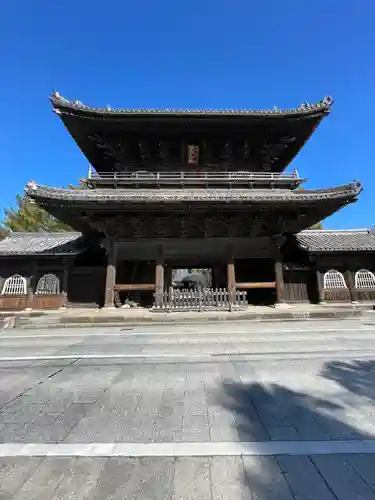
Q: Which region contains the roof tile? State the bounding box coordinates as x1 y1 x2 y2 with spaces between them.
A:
0 232 84 256
296 229 375 252
1 229 374 257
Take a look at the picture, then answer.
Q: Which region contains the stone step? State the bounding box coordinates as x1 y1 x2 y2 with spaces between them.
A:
13 308 374 330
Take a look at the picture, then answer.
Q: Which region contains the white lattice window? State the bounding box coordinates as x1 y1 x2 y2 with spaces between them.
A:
36 273 60 295
1 274 27 295
323 270 347 290
355 269 375 289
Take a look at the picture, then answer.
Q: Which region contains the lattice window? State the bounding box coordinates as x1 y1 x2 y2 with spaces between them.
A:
323 270 347 290
36 273 60 295
1 274 27 295
355 269 375 289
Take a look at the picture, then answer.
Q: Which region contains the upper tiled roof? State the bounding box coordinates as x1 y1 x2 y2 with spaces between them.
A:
51 92 333 118
296 229 375 252
0 232 84 256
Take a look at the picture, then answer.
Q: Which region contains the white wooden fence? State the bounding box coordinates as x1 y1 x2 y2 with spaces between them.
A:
153 287 247 312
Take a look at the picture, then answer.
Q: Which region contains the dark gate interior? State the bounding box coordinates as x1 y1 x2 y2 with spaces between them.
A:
235 259 276 305
116 260 156 307
68 267 106 307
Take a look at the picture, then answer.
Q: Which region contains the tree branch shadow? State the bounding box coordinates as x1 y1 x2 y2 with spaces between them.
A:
322 359 375 401
216 378 375 499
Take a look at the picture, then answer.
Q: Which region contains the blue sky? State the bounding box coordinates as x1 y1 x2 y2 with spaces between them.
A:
1 0 374 228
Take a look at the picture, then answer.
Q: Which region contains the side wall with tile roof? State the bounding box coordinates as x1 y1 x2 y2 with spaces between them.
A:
2 232 375 310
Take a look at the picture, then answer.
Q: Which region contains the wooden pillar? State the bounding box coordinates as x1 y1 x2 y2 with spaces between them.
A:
25 262 36 310
164 265 173 289
272 236 286 306
60 263 69 308
227 249 236 305
316 269 325 304
104 239 117 308
345 269 357 303
274 259 285 304
155 246 164 308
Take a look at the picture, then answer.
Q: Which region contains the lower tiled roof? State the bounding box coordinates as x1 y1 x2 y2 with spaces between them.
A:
1 229 374 256
296 229 375 252
0 232 84 256
25 182 362 203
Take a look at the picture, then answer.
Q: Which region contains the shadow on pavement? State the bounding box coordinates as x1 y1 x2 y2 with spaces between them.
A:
218 379 375 499
322 360 375 401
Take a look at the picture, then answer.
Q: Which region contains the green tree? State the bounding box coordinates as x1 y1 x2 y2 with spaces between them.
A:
0 181 85 233
308 222 323 230
1 193 72 233
0 226 8 239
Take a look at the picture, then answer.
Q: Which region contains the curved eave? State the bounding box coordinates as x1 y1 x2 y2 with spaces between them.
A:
50 93 332 174
25 182 362 236
25 182 362 206
50 92 332 120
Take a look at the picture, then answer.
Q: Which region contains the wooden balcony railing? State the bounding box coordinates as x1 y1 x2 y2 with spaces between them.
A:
87 169 303 187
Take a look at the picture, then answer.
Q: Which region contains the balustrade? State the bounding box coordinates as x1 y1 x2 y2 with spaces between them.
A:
87 169 302 187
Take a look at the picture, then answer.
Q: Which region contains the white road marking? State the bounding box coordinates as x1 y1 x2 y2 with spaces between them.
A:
0 353 213 361
1 350 375 362
2 440 375 457
2 326 375 339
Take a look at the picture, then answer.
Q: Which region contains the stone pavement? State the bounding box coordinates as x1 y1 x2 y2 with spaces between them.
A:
3 355 375 444
3 454 375 499
2 321 375 498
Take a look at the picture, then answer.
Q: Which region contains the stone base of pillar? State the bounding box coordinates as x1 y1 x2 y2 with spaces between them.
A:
24 307 32 312
102 305 117 310
274 302 290 308
351 300 359 305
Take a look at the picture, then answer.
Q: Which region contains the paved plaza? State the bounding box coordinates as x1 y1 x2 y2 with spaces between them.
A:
2 318 375 498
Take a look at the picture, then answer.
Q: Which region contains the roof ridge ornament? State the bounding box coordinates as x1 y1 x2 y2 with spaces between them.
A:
51 90 70 104
49 92 334 116
322 96 333 106
26 180 37 191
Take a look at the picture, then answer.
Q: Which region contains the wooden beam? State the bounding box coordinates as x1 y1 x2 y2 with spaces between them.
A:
114 283 156 291
236 282 276 289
